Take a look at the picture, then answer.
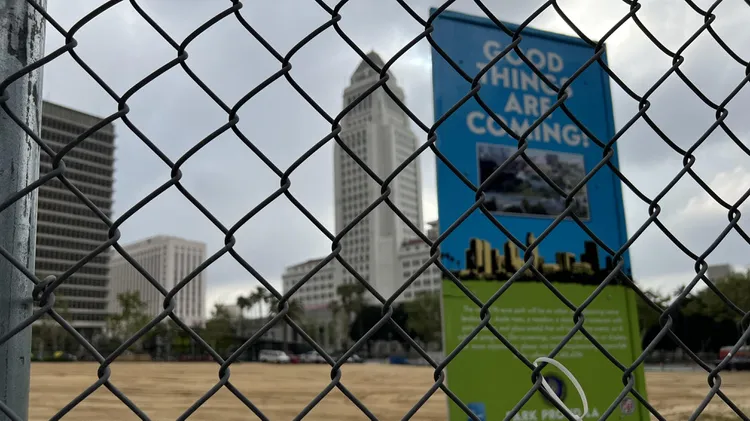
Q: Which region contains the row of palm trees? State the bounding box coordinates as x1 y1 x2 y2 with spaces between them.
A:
235 287 308 321
234 287 306 342
233 283 367 350
235 287 271 320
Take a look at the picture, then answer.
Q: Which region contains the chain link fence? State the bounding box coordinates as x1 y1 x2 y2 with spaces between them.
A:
1 0 750 420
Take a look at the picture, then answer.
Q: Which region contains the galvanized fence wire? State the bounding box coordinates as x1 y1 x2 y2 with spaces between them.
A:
1 0 749 420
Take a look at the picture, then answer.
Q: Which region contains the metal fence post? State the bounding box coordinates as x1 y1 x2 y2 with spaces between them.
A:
0 1 46 420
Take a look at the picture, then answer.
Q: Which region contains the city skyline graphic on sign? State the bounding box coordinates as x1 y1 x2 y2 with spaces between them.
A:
441 233 624 286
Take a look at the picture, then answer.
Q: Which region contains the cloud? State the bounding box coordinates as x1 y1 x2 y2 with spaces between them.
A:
34 0 750 315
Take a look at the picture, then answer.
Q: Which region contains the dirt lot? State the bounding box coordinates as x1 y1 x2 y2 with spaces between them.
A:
28 362 750 420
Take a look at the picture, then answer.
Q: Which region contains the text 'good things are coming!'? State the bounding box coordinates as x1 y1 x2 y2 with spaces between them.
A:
468 40 591 148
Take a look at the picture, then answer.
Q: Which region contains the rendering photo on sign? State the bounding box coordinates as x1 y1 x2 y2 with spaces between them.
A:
430 8 649 421
477 143 590 219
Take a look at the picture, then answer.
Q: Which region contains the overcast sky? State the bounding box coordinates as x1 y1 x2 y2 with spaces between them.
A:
38 0 750 315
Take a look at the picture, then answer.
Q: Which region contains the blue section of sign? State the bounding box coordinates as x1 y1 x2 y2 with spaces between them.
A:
430 9 631 277
467 402 487 421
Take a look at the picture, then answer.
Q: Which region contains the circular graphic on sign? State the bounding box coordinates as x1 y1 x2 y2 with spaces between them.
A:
620 397 636 415
542 375 566 405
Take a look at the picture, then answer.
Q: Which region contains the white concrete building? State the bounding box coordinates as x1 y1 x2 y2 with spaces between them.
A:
706 263 736 281
282 52 441 309
281 258 337 310
400 220 442 300
335 51 424 302
109 235 207 327
223 304 243 321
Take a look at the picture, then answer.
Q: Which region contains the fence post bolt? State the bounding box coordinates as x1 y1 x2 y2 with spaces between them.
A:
0 0 46 419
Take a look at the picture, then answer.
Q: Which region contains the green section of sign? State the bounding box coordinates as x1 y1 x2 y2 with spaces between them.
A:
442 280 649 421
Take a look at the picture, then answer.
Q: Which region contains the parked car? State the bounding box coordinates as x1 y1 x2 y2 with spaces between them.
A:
718 345 750 370
330 351 364 363
258 349 291 364
51 351 77 362
299 350 326 364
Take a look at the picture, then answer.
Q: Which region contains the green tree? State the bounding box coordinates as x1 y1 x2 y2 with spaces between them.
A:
337 283 366 320
266 296 306 352
404 291 442 348
106 291 151 352
236 295 251 319
349 303 412 355
682 271 750 323
328 299 345 349
249 287 269 319
336 283 366 349
635 288 672 342
635 274 750 353
32 299 75 359
236 294 251 335
141 317 181 359
266 296 306 319
202 304 236 356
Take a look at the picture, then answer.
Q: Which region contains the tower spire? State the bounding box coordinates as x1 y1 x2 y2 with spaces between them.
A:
354 50 386 76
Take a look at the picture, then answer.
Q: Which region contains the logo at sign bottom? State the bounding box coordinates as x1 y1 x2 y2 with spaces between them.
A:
542 375 567 404
620 397 636 415
467 402 486 421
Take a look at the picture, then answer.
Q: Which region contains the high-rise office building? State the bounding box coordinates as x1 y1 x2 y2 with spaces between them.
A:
109 235 207 327
335 51 424 302
706 263 733 281
36 101 115 336
283 52 438 309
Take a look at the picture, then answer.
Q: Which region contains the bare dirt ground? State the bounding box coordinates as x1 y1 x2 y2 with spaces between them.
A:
28 362 750 420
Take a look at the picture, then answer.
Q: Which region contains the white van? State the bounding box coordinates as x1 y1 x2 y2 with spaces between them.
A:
258 349 291 364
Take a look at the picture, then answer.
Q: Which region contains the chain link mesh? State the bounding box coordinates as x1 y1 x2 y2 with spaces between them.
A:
1 0 749 420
